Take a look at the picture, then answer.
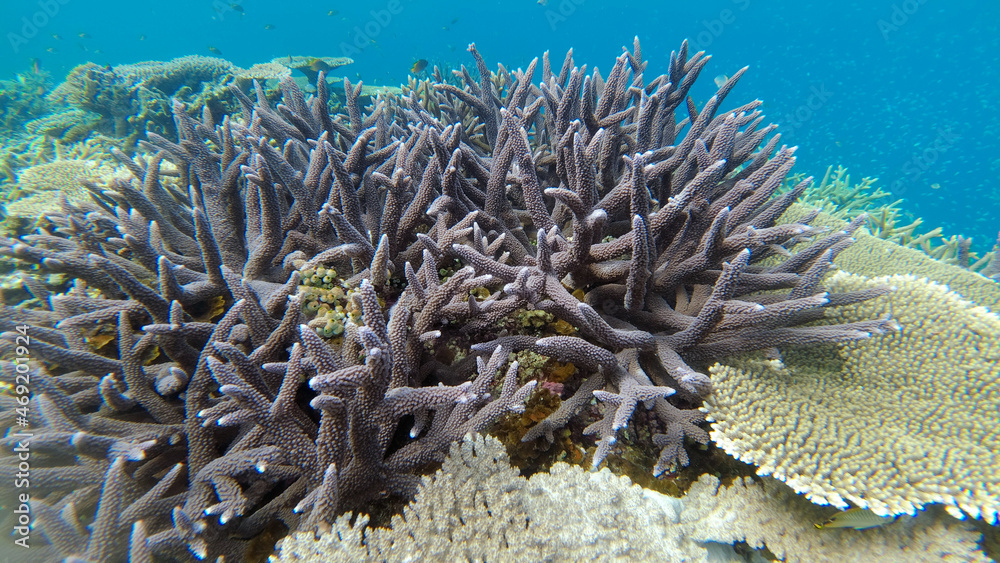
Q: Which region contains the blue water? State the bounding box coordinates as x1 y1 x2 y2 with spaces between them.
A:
2 0 998 251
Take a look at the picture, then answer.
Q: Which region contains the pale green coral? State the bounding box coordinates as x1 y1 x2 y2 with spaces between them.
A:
9 159 99 194
785 164 899 222
704 272 1000 523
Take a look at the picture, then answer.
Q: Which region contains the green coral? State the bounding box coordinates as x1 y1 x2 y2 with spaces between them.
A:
516 308 555 330
297 264 363 338
785 164 899 222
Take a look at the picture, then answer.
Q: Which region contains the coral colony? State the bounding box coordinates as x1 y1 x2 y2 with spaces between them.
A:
2 38 915 561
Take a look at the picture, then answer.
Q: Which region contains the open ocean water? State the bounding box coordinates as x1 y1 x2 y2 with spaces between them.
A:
2 0 997 249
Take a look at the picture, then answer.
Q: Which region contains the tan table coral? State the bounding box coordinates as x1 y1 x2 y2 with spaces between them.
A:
705 272 1000 523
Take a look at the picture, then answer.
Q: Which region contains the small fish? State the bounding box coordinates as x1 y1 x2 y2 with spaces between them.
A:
815 508 895 530
930 183 941 190
52 34 62 40
46 47 57 53
450 17 459 24
30 58 41 74
139 34 146 41
327 9 339 16
229 3 244 13
714 74 729 88
78 32 90 39
411 59 429 74
308 58 333 72
264 24 275 30
538 0 548 5
208 46 223 55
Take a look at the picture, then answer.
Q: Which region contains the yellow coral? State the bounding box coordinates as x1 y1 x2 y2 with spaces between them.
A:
704 272 1000 523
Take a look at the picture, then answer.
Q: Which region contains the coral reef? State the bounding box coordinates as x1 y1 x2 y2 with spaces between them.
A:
270 56 354 86
0 39 904 560
0 68 53 135
274 434 990 563
705 272 1000 522
5 159 101 197
44 56 249 149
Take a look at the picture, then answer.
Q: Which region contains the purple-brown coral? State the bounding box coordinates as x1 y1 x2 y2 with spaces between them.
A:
0 38 895 561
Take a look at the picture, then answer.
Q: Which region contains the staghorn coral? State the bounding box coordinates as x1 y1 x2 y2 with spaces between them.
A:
0 38 901 560
704 272 1000 523
274 434 990 563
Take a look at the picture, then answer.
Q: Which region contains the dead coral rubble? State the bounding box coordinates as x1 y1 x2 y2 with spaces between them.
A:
0 39 892 561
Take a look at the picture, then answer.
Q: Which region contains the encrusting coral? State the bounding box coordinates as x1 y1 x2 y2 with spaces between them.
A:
0 39 902 560
274 434 991 563
705 272 1000 523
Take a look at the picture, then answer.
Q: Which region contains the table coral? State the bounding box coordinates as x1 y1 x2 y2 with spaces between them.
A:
705 272 1000 523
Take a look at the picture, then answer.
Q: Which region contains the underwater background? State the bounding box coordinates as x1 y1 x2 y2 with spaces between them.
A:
1 0 1000 561
1 0 998 251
